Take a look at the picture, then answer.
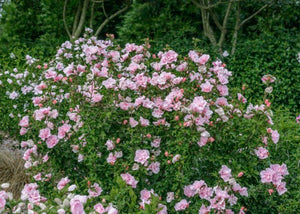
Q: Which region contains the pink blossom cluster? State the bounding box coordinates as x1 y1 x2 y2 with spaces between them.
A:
183 176 247 213
261 74 276 84
260 164 289 195
0 191 8 212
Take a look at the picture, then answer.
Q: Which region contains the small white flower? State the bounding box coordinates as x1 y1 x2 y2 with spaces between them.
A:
201 131 210 138
172 154 181 163
265 86 273 94
68 184 77 192
222 50 229 57
10 53 16 59
1 183 10 189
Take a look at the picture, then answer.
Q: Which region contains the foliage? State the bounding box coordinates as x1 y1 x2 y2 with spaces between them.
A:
0 0 67 57
117 0 202 54
226 33 300 111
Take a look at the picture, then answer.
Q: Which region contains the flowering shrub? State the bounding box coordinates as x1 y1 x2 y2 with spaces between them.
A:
0 29 296 213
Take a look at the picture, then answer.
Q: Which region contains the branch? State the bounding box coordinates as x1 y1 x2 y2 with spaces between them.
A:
222 0 232 28
74 0 90 39
102 0 108 18
231 1 241 55
218 0 233 48
208 8 223 31
95 5 129 37
238 4 269 28
72 2 82 35
63 0 71 39
90 1 95 28
200 7 217 47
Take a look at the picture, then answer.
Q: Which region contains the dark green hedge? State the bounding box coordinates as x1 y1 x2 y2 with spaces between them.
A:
226 33 300 112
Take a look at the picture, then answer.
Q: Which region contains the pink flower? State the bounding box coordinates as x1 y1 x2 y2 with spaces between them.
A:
151 138 161 148
157 204 167 214
189 96 208 114
260 168 274 183
217 85 229 96
276 182 287 195
49 109 59 119
57 209 66 214
57 177 70 190
46 135 59 148
139 116 150 126
39 128 51 141
0 191 7 210
92 93 103 103
201 81 213 92
121 173 138 188
140 189 152 202
188 50 199 63
174 199 189 211
254 147 269 159
58 124 71 139
199 54 210 64
19 116 29 127
219 165 232 182
21 183 41 204
147 162 160 174
184 185 196 198
270 164 289 176
167 192 174 203
33 173 42 181
151 62 162 71
197 136 208 147
127 62 139 73
70 198 85 214
239 187 248 197
107 152 117 165
88 183 102 198
199 186 213 200
119 102 133 110
215 97 228 106
199 204 211 214
106 205 119 214
94 203 105 214
20 127 28 135
134 149 150 165
129 117 138 128
176 62 187 71
296 115 300 123
237 93 247 103
152 108 164 118
272 172 283 185
102 78 116 89
105 140 115 151
43 153 49 162
160 50 178 64
271 130 279 144
261 74 276 84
